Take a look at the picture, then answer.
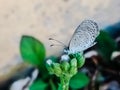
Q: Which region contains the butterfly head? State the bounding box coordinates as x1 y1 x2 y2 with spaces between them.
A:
63 47 69 54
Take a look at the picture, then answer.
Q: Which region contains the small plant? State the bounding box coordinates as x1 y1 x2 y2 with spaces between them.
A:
20 35 90 90
20 20 101 90
46 53 86 90
20 30 120 90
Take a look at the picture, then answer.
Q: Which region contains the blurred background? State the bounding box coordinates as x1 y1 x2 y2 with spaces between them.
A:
0 0 120 90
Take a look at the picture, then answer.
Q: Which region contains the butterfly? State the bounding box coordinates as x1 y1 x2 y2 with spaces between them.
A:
64 20 100 54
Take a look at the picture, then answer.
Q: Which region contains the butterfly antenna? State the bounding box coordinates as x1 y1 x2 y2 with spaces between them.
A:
50 44 65 47
49 38 67 48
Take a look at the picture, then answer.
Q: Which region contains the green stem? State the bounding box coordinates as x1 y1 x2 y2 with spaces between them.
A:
59 76 70 90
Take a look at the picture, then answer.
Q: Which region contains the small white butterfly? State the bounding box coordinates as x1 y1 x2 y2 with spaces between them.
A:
64 20 100 54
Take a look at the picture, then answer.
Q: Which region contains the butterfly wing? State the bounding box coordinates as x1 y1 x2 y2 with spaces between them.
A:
68 20 99 54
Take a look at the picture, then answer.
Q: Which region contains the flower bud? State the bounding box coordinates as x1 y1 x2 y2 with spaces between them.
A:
53 63 62 77
69 58 77 75
46 59 54 74
61 61 70 72
61 54 70 61
70 58 77 67
76 54 85 68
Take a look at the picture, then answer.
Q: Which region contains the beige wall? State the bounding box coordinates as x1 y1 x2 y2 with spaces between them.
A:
0 0 120 70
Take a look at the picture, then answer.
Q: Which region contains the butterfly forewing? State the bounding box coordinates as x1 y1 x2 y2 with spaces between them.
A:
68 20 99 54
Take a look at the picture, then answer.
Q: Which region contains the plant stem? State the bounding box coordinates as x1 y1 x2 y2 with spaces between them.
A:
59 76 70 90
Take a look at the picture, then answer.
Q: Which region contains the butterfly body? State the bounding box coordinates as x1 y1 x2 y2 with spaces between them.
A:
65 20 100 54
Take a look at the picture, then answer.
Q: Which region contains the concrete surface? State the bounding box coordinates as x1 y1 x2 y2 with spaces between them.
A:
0 0 120 72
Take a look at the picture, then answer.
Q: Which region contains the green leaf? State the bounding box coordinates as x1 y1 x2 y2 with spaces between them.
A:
96 30 117 60
20 35 46 68
69 72 90 89
30 80 47 90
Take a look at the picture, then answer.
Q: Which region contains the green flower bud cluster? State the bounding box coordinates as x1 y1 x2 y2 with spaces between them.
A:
46 52 85 90
46 58 77 77
46 52 85 78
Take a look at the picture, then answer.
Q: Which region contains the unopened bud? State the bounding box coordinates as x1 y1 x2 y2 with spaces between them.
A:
53 63 62 77
46 59 54 74
70 58 77 67
61 61 70 72
69 58 77 75
61 54 70 61
46 59 53 65
77 54 85 68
